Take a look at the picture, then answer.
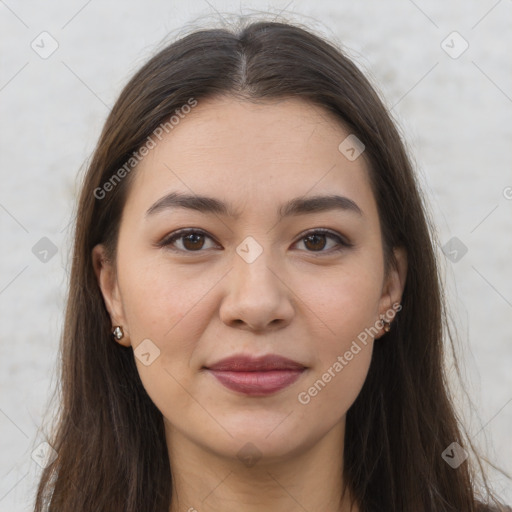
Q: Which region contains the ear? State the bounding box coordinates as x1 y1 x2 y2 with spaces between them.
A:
92 244 130 347
376 246 407 339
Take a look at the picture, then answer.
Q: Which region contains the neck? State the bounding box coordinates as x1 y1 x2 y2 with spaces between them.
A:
166 419 358 512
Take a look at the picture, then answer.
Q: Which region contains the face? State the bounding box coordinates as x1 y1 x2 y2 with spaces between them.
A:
93 96 407 466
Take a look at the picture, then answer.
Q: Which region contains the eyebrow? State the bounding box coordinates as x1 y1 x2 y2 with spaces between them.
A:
145 191 363 219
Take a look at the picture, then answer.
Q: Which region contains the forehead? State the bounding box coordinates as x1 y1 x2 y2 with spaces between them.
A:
125 95 377 221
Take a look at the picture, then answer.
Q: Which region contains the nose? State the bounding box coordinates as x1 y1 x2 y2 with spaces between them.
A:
219 249 295 333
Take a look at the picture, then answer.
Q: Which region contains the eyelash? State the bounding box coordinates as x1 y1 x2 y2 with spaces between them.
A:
157 228 353 255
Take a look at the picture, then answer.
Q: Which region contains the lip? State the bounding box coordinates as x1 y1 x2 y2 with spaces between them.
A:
206 354 305 372
205 354 306 396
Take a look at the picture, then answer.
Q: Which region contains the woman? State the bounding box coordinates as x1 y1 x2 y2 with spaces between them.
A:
33 18 510 512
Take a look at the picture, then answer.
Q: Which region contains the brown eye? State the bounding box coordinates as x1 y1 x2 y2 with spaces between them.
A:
303 233 328 251
159 229 219 252
181 232 205 250
295 229 352 254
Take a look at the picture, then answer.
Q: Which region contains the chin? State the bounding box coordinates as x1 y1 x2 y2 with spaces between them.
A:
206 417 320 462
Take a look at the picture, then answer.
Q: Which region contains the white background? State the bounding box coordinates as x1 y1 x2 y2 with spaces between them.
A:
1 0 511 509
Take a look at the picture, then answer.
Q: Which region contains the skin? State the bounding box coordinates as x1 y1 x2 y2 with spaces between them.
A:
93 96 407 512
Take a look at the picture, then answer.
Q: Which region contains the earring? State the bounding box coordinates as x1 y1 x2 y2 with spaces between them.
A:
380 315 392 333
380 302 401 334
112 326 124 340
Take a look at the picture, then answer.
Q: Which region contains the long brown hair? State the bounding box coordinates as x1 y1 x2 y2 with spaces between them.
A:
33 18 509 511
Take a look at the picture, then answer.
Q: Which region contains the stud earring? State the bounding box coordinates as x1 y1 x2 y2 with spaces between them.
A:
380 302 401 334
112 326 124 340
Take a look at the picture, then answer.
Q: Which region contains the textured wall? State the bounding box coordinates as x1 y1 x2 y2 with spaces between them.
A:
1 0 511 508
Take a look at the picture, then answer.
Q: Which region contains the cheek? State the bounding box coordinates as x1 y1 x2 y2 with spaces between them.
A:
117 253 217 344
295 274 378 424
115 253 224 404
296 255 384 344
292 255 382 418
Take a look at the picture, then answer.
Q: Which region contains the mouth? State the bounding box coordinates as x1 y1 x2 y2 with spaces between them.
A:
204 354 306 396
